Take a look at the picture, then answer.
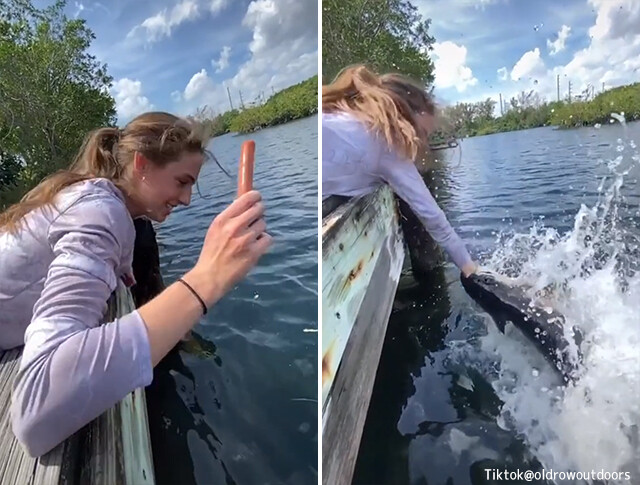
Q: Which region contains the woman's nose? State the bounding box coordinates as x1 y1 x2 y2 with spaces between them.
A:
179 189 192 206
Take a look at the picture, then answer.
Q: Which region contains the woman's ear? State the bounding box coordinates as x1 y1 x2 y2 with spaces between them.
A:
133 151 148 178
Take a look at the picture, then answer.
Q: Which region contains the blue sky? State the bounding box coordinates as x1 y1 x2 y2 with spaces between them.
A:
414 0 640 108
62 0 318 123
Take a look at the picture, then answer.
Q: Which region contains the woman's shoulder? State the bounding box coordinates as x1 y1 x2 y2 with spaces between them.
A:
50 178 135 247
322 110 365 131
322 110 382 149
57 178 126 206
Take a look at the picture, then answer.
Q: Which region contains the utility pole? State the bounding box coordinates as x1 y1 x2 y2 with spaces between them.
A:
602 82 605 93
499 93 503 116
238 90 245 110
568 80 572 102
557 74 560 102
226 86 234 110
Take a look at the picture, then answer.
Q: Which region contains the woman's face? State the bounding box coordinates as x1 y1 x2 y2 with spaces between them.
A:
131 150 204 222
416 111 436 137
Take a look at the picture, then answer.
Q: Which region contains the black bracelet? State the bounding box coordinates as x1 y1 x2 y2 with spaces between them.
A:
177 278 208 315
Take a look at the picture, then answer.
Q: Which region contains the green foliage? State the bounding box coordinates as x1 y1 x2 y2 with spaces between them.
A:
440 83 640 140
200 76 318 135
210 109 240 137
322 0 435 85
550 83 640 127
0 0 116 207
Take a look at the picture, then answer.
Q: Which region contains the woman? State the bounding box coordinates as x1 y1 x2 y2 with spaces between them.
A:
0 112 272 457
322 65 478 277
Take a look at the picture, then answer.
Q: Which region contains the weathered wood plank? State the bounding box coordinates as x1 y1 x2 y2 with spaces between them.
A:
322 216 404 485
321 185 402 408
78 283 155 485
322 184 405 485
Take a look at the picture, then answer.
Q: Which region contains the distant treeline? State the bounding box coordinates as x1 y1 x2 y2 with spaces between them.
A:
550 82 640 128
202 76 318 136
438 82 640 139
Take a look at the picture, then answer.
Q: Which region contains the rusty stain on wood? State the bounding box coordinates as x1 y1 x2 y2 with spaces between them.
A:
322 340 336 388
322 186 403 407
346 260 364 283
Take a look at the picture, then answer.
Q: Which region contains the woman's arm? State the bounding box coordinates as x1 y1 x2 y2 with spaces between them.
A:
376 150 476 275
11 191 270 457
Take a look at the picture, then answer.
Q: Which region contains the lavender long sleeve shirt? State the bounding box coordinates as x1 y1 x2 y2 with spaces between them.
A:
322 111 472 270
0 178 153 457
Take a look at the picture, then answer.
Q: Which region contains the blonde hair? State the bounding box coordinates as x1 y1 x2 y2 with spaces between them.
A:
323 64 435 160
0 112 211 234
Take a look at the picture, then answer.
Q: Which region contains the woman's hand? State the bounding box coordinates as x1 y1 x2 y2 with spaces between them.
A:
461 260 479 278
185 190 272 306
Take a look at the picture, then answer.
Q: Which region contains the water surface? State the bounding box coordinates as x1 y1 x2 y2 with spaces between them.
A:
354 122 640 484
147 116 318 485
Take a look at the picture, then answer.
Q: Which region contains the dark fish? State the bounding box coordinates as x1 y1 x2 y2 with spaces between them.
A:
461 272 583 383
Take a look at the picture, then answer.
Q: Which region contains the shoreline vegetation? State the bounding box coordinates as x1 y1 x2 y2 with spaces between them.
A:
438 82 640 140
198 76 318 137
322 1 639 144
0 0 316 210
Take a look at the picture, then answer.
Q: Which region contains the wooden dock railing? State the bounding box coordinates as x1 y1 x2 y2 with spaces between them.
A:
0 282 155 485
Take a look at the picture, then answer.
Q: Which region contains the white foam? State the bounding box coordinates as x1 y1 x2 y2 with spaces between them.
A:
452 134 640 481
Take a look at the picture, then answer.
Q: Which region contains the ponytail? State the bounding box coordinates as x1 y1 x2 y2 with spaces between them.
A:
0 112 211 234
322 64 435 160
69 127 125 179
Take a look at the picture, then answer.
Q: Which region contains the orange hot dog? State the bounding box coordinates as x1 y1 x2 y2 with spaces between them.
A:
237 140 255 197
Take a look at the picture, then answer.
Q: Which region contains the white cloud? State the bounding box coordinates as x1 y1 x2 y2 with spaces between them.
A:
473 0 503 9
555 0 640 94
511 47 546 81
209 0 229 14
175 0 317 115
547 25 571 56
588 0 640 41
127 0 231 44
74 1 111 18
242 0 316 58
488 0 640 108
128 0 200 43
184 69 216 101
432 41 478 92
171 90 182 102
74 2 85 18
111 79 154 120
213 46 231 73
497 67 508 81
423 0 639 107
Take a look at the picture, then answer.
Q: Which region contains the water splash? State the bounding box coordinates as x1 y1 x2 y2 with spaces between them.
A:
453 125 640 481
